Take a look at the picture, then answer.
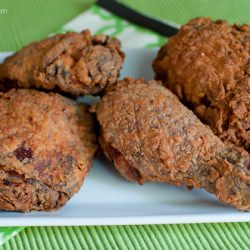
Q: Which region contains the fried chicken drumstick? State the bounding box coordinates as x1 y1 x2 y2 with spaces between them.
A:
153 17 250 152
94 78 250 211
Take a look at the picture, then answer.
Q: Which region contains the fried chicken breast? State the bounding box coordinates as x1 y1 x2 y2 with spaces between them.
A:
153 17 250 152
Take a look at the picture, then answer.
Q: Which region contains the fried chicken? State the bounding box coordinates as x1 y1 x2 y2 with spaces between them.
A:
93 78 250 211
0 30 125 95
153 17 250 152
0 89 97 212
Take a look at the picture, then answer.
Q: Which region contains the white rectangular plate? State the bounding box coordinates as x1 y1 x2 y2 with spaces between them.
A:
0 48 249 226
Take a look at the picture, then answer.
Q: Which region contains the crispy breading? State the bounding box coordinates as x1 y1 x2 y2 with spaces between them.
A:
153 17 250 152
94 78 250 211
0 30 125 95
0 89 97 212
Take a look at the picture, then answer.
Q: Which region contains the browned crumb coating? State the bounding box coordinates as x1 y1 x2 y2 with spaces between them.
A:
153 17 250 152
94 78 250 211
0 30 125 95
0 89 97 212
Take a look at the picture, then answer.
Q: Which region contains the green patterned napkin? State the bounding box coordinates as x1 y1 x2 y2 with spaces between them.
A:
0 4 171 247
56 5 167 48
0 227 24 246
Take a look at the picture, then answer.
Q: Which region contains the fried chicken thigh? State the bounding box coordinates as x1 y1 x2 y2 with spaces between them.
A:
0 30 124 95
0 89 97 212
94 78 250 211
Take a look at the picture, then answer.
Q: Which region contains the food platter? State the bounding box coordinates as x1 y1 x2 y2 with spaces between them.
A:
0 48 249 226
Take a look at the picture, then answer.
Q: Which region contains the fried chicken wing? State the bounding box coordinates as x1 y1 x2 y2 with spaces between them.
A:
0 30 125 95
153 17 250 152
0 89 97 212
94 78 250 211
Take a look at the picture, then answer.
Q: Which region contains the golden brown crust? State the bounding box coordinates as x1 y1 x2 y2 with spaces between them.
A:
94 78 250 211
0 30 125 95
153 17 250 152
0 89 97 212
